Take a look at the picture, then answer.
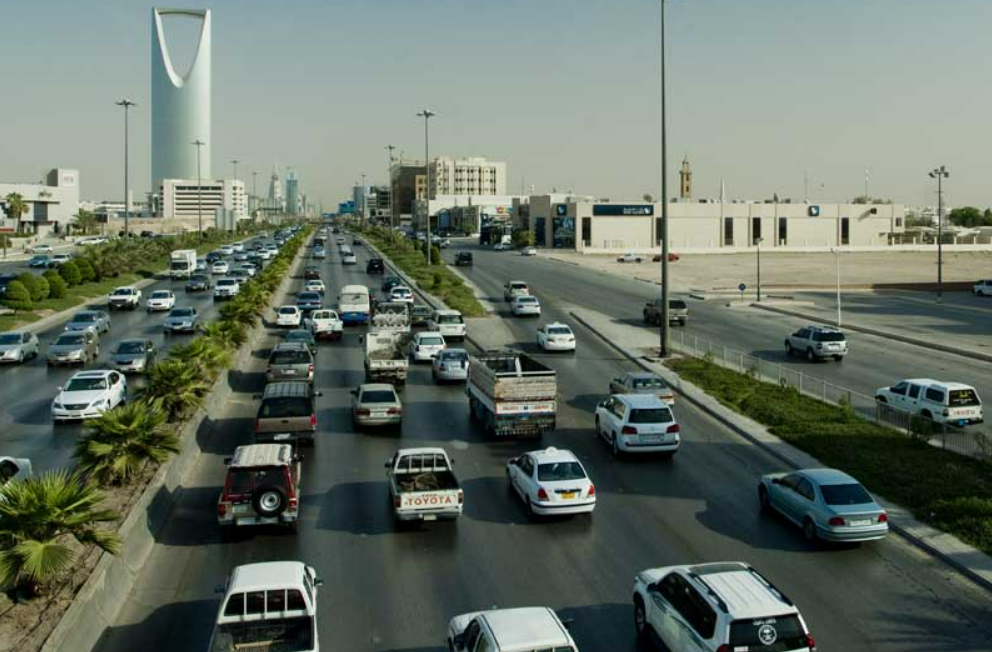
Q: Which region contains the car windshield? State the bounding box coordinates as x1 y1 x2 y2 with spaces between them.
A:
279 307 298 315
260 397 311 418
56 334 85 345
151 292 170 299
117 341 147 354
537 461 586 481
437 314 463 324
0 334 22 345
112 288 132 295
948 389 980 407
670 300 688 310
813 331 846 342
820 482 873 506
517 297 538 304
632 376 667 389
170 309 194 317
511 283 528 290
272 350 310 365
218 279 236 286
73 313 97 323
420 337 444 346
361 390 396 403
628 407 673 423
547 327 571 335
730 616 807 650
440 351 468 362
65 377 108 391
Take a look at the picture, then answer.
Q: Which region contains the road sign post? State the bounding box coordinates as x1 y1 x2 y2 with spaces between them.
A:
738 283 747 304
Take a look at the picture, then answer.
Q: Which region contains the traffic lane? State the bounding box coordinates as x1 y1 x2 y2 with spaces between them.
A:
456 247 992 651
0 275 225 472
448 244 992 413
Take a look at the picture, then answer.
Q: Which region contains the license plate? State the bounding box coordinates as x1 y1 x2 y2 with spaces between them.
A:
273 433 291 441
561 492 576 500
423 514 437 521
284 369 297 375
232 505 250 515
849 519 872 527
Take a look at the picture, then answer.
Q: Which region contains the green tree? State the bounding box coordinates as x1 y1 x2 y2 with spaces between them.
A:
33 275 50 302
512 229 534 248
3 193 29 221
0 470 120 594
136 360 210 421
75 401 179 486
948 206 992 228
167 337 231 376
75 258 96 283
2 280 32 313
59 260 82 286
43 270 68 299
200 320 248 349
72 208 100 235
16 273 42 303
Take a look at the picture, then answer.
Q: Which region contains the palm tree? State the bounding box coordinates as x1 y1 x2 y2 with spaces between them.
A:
75 401 179 486
0 470 120 594
137 360 211 421
200 320 248 349
168 336 230 375
72 208 100 235
3 192 29 223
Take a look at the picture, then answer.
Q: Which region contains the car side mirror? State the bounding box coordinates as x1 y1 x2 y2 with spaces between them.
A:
350 389 359 396
597 400 607 408
214 584 227 594
223 457 232 465
452 634 465 650
56 386 63 392
384 460 392 468
314 578 324 587
771 478 782 485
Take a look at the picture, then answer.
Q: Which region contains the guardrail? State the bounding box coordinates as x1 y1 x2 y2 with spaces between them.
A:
668 329 992 461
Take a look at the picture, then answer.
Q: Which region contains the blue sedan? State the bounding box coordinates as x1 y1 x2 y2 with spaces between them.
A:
758 468 889 543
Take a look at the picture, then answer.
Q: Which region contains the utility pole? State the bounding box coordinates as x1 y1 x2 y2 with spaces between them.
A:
361 173 367 226
755 238 763 302
192 139 206 240
929 165 949 303
252 170 259 227
417 109 436 265
658 0 671 356
386 145 396 227
115 99 137 238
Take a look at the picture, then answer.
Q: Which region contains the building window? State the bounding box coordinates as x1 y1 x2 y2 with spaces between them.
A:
841 217 850 245
723 217 734 246
895 217 903 227
534 217 546 246
751 217 762 245
582 217 591 246
778 217 788 245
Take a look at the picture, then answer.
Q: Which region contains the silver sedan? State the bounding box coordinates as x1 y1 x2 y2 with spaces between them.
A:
0 331 40 364
432 348 469 383
758 468 889 543
351 383 403 431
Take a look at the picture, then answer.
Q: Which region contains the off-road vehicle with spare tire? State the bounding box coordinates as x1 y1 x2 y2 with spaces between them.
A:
217 443 301 538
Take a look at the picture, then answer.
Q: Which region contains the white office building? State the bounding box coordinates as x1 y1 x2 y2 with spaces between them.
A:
429 156 506 197
157 179 246 221
0 169 80 236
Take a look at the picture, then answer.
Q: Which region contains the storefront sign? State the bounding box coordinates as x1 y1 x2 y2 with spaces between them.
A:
592 204 654 216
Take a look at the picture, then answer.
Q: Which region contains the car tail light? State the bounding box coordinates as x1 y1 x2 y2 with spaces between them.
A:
310 414 316 429
716 646 730 652
289 497 298 508
253 418 259 433
217 503 228 517
828 516 845 526
621 425 638 435
394 494 401 508
387 408 402 415
942 408 950 416
457 490 464 505
667 424 680 434
587 484 596 497
355 408 371 416
878 512 888 523
537 487 549 501
308 364 314 374
806 633 816 650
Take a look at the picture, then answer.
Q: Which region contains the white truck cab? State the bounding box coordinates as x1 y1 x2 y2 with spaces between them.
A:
208 561 322 652
448 607 577 652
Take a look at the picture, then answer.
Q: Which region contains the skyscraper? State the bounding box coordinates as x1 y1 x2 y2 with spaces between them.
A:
285 169 299 216
269 165 284 205
151 8 212 191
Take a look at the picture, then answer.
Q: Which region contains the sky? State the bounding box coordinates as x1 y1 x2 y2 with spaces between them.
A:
1 0 989 209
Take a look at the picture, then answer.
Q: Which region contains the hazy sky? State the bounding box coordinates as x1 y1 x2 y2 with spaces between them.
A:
1 0 989 209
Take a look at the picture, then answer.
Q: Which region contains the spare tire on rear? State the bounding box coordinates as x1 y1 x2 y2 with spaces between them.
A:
252 485 287 517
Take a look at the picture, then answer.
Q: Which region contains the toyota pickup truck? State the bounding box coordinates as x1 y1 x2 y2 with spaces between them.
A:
309 309 343 341
108 286 142 311
386 447 463 523
643 298 689 326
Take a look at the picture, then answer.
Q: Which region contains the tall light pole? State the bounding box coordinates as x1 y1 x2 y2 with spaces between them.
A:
252 170 258 224
831 247 842 326
360 173 367 226
755 238 763 302
386 144 396 226
929 166 949 303
417 109 436 265
115 99 136 238
658 1 671 356
192 139 206 240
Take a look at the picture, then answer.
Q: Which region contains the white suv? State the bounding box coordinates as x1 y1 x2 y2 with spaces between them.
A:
595 394 680 457
785 325 847 362
213 277 240 300
974 279 992 296
633 561 816 652
448 607 577 652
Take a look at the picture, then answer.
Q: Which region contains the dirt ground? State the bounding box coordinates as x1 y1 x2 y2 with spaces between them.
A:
545 250 992 292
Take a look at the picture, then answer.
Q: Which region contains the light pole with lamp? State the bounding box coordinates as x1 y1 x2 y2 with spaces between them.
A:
657 0 672 356
929 165 949 303
830 247 842 326
755 238 763 302
360 173 367 226
192 139 206 240
115 99 137 238
417 109 436 265
386 144 396 227
252 170 258 226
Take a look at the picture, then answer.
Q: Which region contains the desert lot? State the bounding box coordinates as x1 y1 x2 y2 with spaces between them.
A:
547 249 992 292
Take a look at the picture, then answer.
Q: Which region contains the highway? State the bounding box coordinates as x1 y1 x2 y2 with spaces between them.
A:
95 237 992 652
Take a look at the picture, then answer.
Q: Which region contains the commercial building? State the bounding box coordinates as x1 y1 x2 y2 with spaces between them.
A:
151 7 211 191
285 170 300 216
429 156 506 197
516 195 906 252
389 162 426 225
0 169 80 236
413 194 522 235
156 179 246 221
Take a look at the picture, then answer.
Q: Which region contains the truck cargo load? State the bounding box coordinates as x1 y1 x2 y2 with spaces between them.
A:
467 350 557 437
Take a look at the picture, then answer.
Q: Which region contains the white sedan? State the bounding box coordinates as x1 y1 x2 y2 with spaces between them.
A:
507 447 596 517
275 305 303 328
616 253 644 263
537 322 576 352
409 332 446 362
389 286 414 303
28 244 54 254
305 279 326 294
511 295 541 317
145 290 176 312
211 260 230 275
52 370 127 423
520 247 537 256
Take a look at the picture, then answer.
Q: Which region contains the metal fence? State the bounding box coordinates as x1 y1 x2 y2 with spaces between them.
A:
667 329 992 462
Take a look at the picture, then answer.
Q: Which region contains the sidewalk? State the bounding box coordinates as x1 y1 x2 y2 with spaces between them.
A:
568 304 992 594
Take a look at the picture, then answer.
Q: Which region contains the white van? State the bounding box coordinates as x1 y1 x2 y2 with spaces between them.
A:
875 378 983 426
428 309 466 340
208 561 322 652
338 284 371 325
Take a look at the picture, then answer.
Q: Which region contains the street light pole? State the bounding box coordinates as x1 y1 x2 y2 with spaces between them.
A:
831 247 842 326
361 173 367 226
929 165 949 304
658 0 671 357
252 170 258 225
386 144 396 227
755 238 763 302
417 109 436 265
192 139 206 240
115 99 136 238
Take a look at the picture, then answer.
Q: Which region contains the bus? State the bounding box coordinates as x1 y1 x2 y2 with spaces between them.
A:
338 284 371 325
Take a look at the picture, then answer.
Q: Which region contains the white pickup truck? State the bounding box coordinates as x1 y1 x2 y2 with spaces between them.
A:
364 331 410 385
108 286 142 311
308 309 343 341
386 447 463 523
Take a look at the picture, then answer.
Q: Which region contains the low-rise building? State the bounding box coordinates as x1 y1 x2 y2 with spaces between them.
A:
156 178 246 220
0 169 80 236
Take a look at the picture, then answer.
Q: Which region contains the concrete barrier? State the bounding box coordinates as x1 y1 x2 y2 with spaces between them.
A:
39 238 309 652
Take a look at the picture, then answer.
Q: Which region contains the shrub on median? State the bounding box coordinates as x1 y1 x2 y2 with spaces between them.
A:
2 280 32 313
43 270 67 299
58 260 82 286
75 401 179 486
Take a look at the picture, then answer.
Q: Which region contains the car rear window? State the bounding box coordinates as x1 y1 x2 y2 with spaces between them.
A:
632 377 667 389
729 615 807 651
949 389 981 407
628 407 673 424
669 300 688 310
117 341 147 354
511 283 528 290
57 334 86 345
820 483 872 505
271 350 310 365
420 337 444 346
518 297 538 304
279 307 298 315
547 327 571 335
813 331 846 342
362 390 397 403
537 462 586 481
437 314 463 324
260 397 311 418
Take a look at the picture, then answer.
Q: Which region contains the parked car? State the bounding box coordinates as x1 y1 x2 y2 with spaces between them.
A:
163 307 198 333
283 329 317 356
447 607 578 652
652 252 681 262
536 322 576 352
632 562 816 652
295 291 322 313
266 342 314 384
51 369 126 423
0 331 39 364
759 468 888 542
253 381 320 446
609 371 675 405
109 338 156 374
366 258 385 274
351 383 403 430
409 331 446 363
973 279 992 296
785 325 848 362
145 289 176 312
185 274 211 292
276 305 303 328
108 286 142 311
617 253 643 263
511 295 541 317
454 252 473 266
507 446 595 517
65 310 111 335
595 394 680 457
213 277 240 300
875 379 983 426
520 246 537 256
47 331 99 366
503 280 530 301
217 444 301 535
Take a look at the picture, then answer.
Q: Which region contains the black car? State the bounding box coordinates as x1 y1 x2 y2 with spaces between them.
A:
455 252 473 267
381 275 402 293
206 251 223 264
366 258 385 274
185 274 211 292
0 274 17 296
304 265 322 281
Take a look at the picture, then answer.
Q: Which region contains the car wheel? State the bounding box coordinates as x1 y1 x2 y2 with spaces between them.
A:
634 597 648 639
253 486 288 517
643 311 650 324
834 355 843 362
803 517 818 541
594 416 601 439
612 435 621 458
785 341 793 356
525 498 536 518
806 348 815 362
758 485 771 511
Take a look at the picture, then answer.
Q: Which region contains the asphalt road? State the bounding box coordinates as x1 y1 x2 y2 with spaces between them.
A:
95 238 992 652
0 248 259 473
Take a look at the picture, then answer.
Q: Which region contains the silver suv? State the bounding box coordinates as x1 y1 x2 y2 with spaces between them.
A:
785 325 847 362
